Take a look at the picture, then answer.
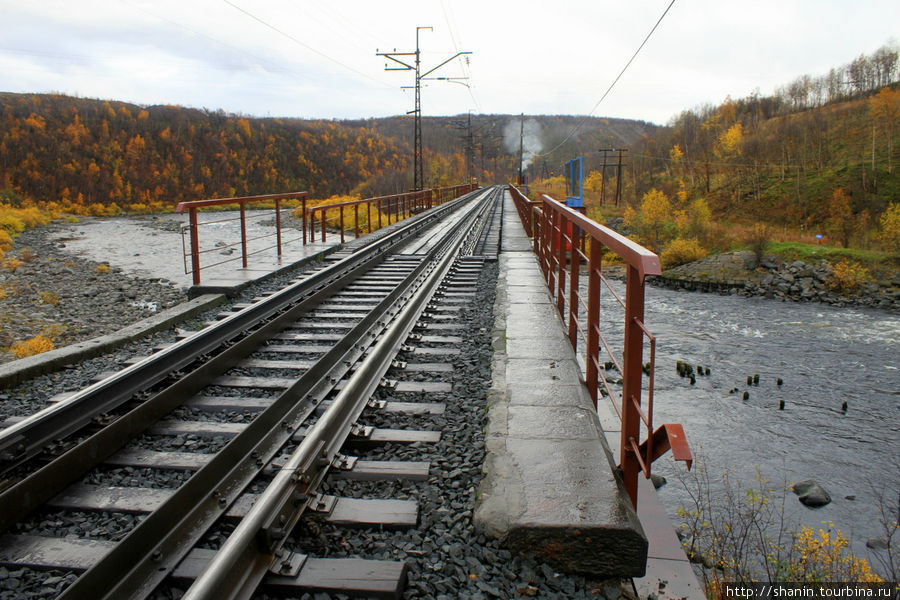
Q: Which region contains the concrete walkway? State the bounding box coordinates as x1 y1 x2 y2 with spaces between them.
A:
474 192 648 578
475 191 704 597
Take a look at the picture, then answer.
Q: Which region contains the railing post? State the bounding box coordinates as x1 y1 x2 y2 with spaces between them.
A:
621 264 647 508
188 207 201 285
366 201 371 234
378 199 384 229
585 239 602 408
546 208 558 293
239 202 248 269
275 199 283 258
320 207 326 243
339 206 345 243
302 197 308 245
354 204 360 238
556 213 567 321
568 226 581 349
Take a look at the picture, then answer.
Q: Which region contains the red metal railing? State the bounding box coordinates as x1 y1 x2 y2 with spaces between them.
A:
508 185 691 507
176 192 309 286
306 183 476 244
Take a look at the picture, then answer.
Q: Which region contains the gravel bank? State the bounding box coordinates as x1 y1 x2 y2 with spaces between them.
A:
0 223 186 363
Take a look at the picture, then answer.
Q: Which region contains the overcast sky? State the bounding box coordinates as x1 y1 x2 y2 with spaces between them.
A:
1 0 897 125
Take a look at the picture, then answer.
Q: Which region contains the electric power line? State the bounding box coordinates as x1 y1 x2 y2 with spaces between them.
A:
539 0 677 158
222 0 393 89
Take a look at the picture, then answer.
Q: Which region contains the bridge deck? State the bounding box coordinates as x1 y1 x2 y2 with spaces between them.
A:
473 190 703 598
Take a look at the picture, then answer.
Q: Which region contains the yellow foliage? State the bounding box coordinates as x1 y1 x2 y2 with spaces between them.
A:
0 212 25 234
39 291 60 305
95 264 110 274
786 526 882 583
669 144 684 165
10 335 55 358
877 203 900 255
0 229 12 251
826 260 870 293
661 238 707 268
717 123 744 156
584 170 604 193
3 258 22 272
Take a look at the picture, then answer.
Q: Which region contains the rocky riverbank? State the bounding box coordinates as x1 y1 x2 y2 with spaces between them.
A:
0 223 186 363
652 251 900 311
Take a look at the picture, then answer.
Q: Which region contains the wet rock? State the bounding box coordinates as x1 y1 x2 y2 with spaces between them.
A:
866 537 888 550
792 480 832 507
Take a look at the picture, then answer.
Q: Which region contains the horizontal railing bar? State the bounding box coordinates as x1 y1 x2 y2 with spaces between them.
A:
175 192 308 213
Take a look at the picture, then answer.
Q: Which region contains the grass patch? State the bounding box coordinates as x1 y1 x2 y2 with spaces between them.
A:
766 242 897 272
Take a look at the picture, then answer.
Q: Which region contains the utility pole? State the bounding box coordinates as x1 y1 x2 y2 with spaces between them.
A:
377 28 471 191
615 148 628 207
598 148 611 205
598 147 629 206
517 113 525 185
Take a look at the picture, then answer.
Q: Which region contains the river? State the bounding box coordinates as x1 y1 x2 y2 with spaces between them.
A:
631 283 900 566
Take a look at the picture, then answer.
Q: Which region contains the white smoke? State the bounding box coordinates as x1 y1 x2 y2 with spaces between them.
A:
503 118 543 170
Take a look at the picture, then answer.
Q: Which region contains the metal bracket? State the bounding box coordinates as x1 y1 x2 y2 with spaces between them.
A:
367 398 388 410
349 424 374 439
379 378 398 389
331 453 359 470
306 493 338 515
636 423 693 471
390 360 408 370
269 550 308 577
400 344 417 352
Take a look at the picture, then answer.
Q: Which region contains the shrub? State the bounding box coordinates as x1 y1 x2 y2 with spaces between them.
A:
95 264 110 274
19 248 35 262
878 203 900 255
746 223 770 267
13 207 51 228
2 258 22 272
826 260 870 293
39 291 60 305
660 237 707 269
676 459 886 594
10 335 55 358
0 212 25 235
0 229 12 251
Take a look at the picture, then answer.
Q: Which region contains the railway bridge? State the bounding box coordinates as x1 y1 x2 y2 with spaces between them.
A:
0 185 700 600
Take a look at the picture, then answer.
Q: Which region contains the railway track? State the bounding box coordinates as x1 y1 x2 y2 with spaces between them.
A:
0 185 506 599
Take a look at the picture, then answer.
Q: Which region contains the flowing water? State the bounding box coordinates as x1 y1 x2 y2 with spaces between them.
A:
623 284 900 564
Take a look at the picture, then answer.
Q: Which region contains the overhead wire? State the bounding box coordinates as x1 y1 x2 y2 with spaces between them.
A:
440 0 481 113
538 0 676 157
221 0 393 89
122 0 304 80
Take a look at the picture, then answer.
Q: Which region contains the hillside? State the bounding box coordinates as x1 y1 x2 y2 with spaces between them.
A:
0 93 658 213
629 88 900 234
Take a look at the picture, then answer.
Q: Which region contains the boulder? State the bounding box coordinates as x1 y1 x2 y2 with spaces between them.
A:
792 480 832 507
866 537 889 551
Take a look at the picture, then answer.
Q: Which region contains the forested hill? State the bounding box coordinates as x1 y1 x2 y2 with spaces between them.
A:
0 92 658 213
0 93 410 212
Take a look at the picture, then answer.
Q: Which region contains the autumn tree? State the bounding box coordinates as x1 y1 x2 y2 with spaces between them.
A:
878 203 900 255
870 87 900 173
826 188 854 248
625 188 672 250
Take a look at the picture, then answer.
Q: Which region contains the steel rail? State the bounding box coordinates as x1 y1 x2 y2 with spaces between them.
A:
46 189 493 600
0 193 481 537
181 187 495 600
0 191 478 476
